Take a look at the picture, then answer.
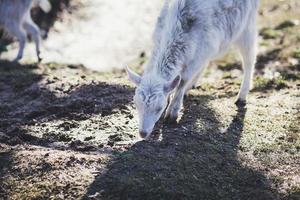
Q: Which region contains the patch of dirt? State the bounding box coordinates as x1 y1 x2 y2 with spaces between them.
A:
0 57 299 199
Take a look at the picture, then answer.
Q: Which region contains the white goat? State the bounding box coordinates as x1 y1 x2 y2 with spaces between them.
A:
127 0 259 139
0 0 51 62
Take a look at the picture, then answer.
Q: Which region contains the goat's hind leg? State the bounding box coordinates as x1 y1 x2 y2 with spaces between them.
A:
234 21 257 105
5 22 27 62
23 14 42 62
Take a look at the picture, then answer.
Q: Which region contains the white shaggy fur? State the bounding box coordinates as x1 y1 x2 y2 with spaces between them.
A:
0 0 51 62
127 0 259 139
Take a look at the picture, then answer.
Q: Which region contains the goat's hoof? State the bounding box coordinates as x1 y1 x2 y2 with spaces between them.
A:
235 99 247 107
38 57 43 63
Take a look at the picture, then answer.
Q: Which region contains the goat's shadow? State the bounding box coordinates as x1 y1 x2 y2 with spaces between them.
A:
83 95 280 200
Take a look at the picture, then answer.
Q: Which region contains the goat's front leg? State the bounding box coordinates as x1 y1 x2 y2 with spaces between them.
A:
165 59 209 122
164 80 187 123
185 65 207 94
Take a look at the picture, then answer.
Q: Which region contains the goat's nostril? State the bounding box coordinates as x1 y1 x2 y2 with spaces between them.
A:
139 131 149 139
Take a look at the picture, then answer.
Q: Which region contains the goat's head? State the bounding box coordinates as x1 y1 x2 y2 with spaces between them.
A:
126 67 180 139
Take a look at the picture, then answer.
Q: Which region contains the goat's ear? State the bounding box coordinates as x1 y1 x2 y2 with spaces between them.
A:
164 75 181 93
126 66 141 86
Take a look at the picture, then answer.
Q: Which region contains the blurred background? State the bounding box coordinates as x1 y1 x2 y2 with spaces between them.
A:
0 0 163 71
0 0 299 74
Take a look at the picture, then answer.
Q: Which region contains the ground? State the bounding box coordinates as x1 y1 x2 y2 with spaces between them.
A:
0 0 300 200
